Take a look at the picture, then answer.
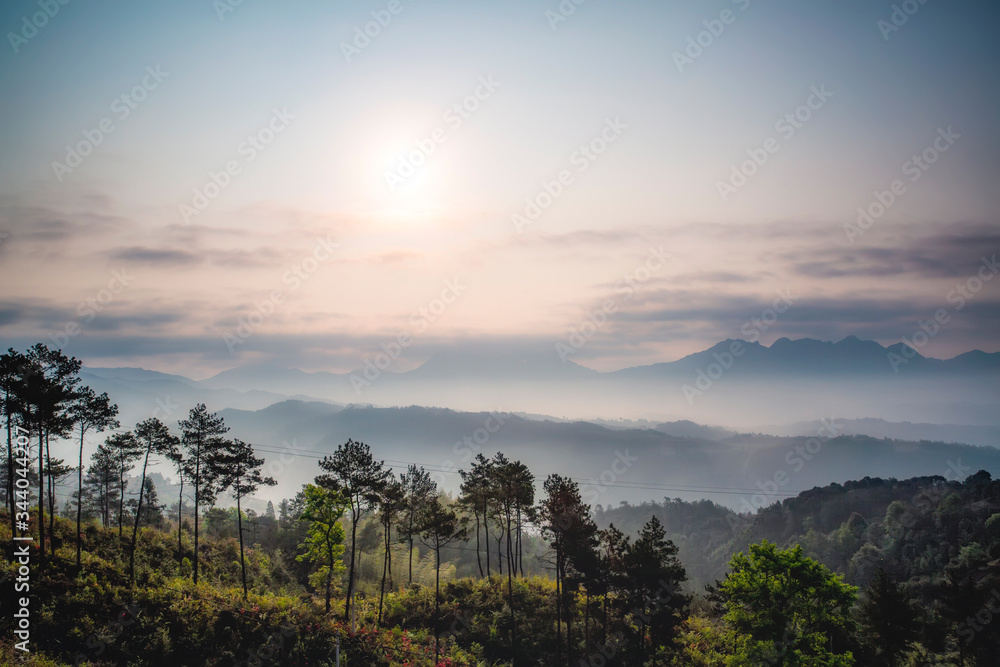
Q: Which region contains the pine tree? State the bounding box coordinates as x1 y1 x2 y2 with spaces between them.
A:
69 387 118 570
317 439 390 622
178 404 231 584
215 438 275 598
377 476 405 625
129 418 179 581
105 432 143 537
418 495 468 664
399 463 436 584
21 344 82 568
859 567 920 666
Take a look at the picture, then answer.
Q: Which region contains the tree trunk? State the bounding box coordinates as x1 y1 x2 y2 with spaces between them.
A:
378 520 388 625
407 515 415 585
344 504 358 622
484 504 491 578
324 525 334 613
474 510 483 578
76 424 85 571
7 406 13 558
516 505 523 577
434 540 441 664
176 473 184 572
129 447 151 582
193 445 200 584
45 432 55 555
237 493 247 599
118 453 126 538
555 547 562 666
495 530 504 576
506 514 517 666
602 586 608 645
37 427 44 568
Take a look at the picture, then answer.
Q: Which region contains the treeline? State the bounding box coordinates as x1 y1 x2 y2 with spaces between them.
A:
597 472 1000 665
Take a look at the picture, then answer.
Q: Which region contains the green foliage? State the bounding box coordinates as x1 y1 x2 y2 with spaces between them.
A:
296 483 348 612
719 541 858 665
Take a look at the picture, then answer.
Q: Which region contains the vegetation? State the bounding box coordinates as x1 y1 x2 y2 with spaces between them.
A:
0 343 998 665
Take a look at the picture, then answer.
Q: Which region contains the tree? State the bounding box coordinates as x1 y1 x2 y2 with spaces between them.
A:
215 439 276 598
458 454 493 578
297 484 348 613
129 418 180 582
69 387 119 570
719 540 858 666
165 446 186 570
316 439 390 622
84 442 119 527
539 473 598 667
418 495 468 663
598 524 630 644
178 404 230 584
105 431 143 537
858 568 920 666
621 515 689 662
377 476 405 625
399 463 436 584
21 344 82 567
126 477 165 527
0 349 27 550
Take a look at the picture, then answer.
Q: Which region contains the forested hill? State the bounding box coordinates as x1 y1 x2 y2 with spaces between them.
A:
596 471 1000 597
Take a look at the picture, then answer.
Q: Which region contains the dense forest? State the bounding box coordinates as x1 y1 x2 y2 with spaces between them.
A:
1 343 998 665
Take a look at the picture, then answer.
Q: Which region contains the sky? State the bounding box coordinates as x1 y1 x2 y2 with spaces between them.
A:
0 0 998 377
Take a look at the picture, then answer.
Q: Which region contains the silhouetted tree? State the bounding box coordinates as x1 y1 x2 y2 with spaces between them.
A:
21 344 82 567
621 515 689 662
377 476 405 625
458 454 493 578
69 387 118 570
178 404 230 584
859 567 921 666
418 496 468 664
399 463 436 584
215 438 275 598
129 418 179 582
105 431 142 536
